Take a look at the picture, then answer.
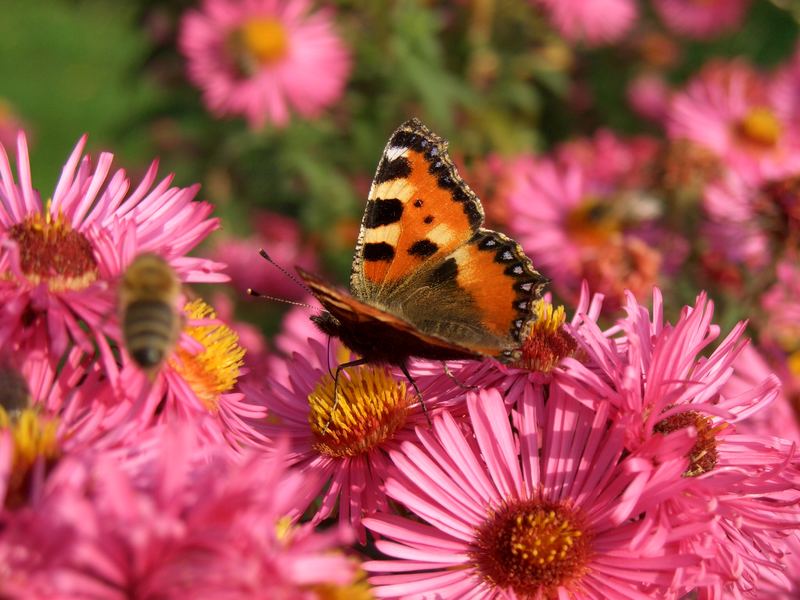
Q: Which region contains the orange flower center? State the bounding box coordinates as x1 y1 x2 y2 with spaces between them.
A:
238 18 289 66
471 498 592 597
515 300 577 373
736 107 781 149
7 207 98 291
654 410 726 477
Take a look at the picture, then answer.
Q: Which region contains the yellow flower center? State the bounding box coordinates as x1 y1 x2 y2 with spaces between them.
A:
515 300 577 373
168 299 245 412
6 201 98 292
308 365 411 458
471 499 592 597
238 18 289 67
788 349 800 378
654 410 726 477
736 107 781 148
311 570 374 600
0 407 60 509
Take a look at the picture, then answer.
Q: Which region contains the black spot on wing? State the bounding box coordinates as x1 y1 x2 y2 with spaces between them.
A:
363 242 395 262
374 156 411 184
364 199 403 228
423 215 434 224
429 257 458 285
408 239 439 258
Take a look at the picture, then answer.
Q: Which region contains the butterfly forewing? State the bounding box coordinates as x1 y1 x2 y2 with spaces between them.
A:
351 119 484 301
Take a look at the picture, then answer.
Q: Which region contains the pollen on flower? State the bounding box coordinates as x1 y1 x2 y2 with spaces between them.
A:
471 498 592 597
311 569 374 600
0 407 60 509
233 18 289 70
169 299 245 412
515 300 577 373
736 107 781 148
654 410 726 477
308 365 410 458
7 202 98 292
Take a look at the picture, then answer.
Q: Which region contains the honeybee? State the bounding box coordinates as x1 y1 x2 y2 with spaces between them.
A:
0 362 30 416
119 253 181 377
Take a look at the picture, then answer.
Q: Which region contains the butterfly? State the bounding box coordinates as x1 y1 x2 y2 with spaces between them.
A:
297 118 547 388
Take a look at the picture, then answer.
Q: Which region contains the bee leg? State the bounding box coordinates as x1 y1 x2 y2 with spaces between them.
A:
441 361 478 391
399 363 430 427
323 357 370 434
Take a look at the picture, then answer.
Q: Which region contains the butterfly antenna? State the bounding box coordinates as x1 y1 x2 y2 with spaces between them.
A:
257 248 313 294
247 288 315 309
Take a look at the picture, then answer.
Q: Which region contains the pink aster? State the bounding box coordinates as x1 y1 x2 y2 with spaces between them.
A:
558 288 800 595
0 132 225 362
627 72 671 122
652 0 751 39
91 297 266 451
668 59 800 184
534 0 639 46
364 387 707 599
251 303 461 541
504 140 667 310
0 425 356 599
179 0 351 128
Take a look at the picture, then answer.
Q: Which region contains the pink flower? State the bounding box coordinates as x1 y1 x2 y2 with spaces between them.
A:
179 0 351 128
210 211 318 302
504 135 668 309
558 288 800 596
251 316 453 541
0 425 356 598
668 60 800 184
0 132 225 361
627 72 671 121
535 0 638 46
95 297 266 450
364 388 707 598
652 0 751 39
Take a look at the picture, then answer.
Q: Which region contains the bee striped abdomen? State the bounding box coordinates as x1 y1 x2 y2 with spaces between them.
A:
123 299 177 368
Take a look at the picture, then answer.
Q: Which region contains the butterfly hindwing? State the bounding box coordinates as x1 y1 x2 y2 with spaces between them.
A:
351 119 484 300
398 229 546 360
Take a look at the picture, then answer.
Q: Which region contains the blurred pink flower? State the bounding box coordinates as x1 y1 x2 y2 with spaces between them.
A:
627 72 671 121
559 288 799 596
0 99 27 151
364 388 706 598
668 60 800 184
702 173 770 268
504 136 669 309
211 211 318 302
0 425 356 598
179 0 351 128
0 133 225 363
652 0 751 39
535 0 638 46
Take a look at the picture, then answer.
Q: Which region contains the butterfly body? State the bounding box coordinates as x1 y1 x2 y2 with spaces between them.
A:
300 118 547 367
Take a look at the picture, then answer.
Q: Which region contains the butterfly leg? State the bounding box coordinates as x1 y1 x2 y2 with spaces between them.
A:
399 363 431 427
442 361 479 391
324 357 370 434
